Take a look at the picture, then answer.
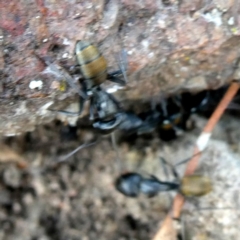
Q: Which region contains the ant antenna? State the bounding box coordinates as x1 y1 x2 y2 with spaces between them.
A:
56 140 97 163
174 152 202 167
160 152 203 182
160 157 180 180
160 151 204 181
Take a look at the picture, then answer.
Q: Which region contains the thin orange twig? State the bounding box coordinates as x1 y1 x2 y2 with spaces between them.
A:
153 81 240 240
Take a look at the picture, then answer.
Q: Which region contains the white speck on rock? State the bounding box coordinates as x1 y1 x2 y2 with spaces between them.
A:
148 52 154 58
180 67 189 72
29 80 43 90
15 101 28 116
157 19 166 29
202 9 222 27
63 38 70 45
62 53 68 58
228 17 234 25
86 3 93 8
141 40 149 49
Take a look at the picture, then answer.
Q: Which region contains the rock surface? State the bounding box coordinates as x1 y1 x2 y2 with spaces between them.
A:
1 0 240 134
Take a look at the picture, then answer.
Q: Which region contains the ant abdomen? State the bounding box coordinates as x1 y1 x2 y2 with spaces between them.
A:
180 175 212 197
75 40 108 86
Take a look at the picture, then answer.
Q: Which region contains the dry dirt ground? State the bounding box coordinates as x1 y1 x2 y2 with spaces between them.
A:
0 111 240 240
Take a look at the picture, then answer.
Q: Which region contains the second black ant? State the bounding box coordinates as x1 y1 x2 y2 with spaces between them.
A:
115 157 212 198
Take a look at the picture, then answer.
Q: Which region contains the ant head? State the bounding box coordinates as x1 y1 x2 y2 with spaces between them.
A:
115 173 142 197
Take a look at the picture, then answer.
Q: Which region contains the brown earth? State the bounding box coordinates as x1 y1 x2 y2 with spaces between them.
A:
0 111 239 240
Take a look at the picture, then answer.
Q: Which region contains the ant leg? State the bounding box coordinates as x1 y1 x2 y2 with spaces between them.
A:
34 52 88 99
109 70 122 76
55 140 97 163
107 71 126 85
174 152 202 167
137 123 156 135
160 157 171 181
105 90 122 110
111 132 123 172
89 96 95 121
110 33 128 84
194 90 210 113
50 94 86 116
160 157 180 180
159 157 178 206
171 124 184 136
160 153 203 180
172 95 183 108
116 49 128 83
93 113 124 131
176 216 186 240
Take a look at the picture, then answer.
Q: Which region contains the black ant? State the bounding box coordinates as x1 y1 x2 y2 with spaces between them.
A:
115 157 212 198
